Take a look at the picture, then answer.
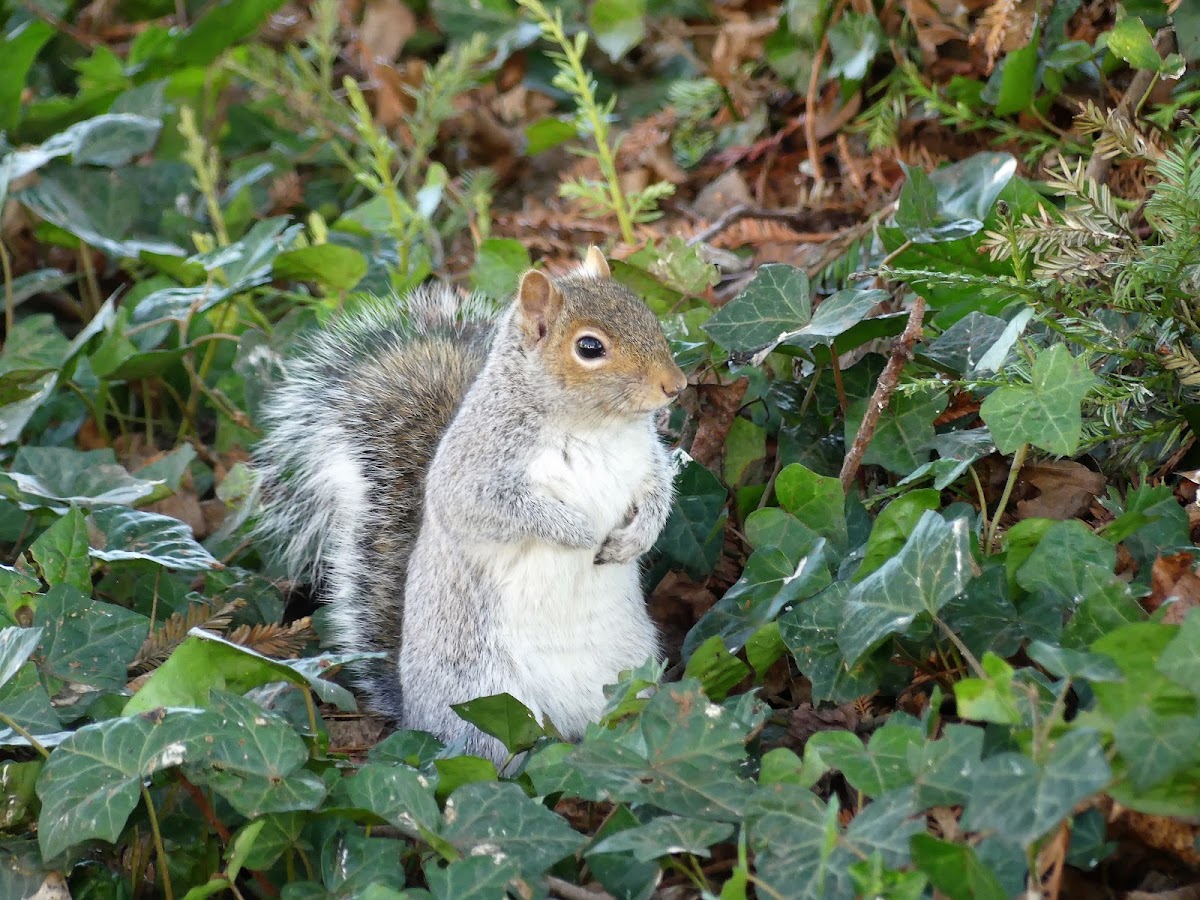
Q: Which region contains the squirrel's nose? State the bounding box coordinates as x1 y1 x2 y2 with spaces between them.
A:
661 370 687 400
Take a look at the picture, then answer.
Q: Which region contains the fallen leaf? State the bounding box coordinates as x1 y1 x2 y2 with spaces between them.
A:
1015 460 1106 521
689 377 750 470
358 0 415 64
1147 552 1200 624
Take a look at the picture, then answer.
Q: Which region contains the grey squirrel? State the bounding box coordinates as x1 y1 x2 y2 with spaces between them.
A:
253 247 687 762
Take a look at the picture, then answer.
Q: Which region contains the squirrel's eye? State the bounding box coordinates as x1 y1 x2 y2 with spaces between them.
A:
575 335 606 360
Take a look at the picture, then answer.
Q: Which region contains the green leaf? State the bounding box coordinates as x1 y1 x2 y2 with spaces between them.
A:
589 0 648 60
441 781 583 876
16 163 190 259
426 855 518 899
980 344 1097 456
584 804 661 899
724 417 766 485
568 681 763 821
273 244 368 292
0 627 44 690
954 653 1022 725
434 0 519 42
590 814 734 861
1111 707 1200 792
923 312 1008 375
469 238 530 300
908 724 983 809
774 463 847 552
778 288 890 354
816 723 923 797
745 784 853 900
1158 609 1200 694
26 506 90 593
8 114 162 178
826 12 883 81
961 729 1111 848
339 763 442 839
524 117 578 155
702 265 811 352
34 585 148 692
992 37 1039 115
894 153 1018 244
655 454 727 579
0 21 53 131
684 634 751 702
837 512 973 664
0 663 61 745
2 447 161 511
779 583 886 702
845 387 947 475
141 0 291 73
1106 16 1165 70
910 835 1006 900
856 490 941 581
87 506 219 572
451 692 545 753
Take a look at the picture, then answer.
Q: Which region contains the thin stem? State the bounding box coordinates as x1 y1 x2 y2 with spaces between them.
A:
0 239 15 336
141 783 175 900
931 613 985 678
968 464 990 553
78 244 103 319
0 712 49 758
986 443 1027 553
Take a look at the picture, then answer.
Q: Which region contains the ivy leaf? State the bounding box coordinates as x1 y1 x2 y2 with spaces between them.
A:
87 506 219 572
441 782 583 877
702 264 811 352
655 453 727 579
683 635 751 702
589 814 734 861
980 345 1097 456
426 855 519 900
1 447 161 511
779 584 886 703
0 627 44 690
845 387 947 476
908 724 984 809
0 664 61 745
1111 707 1200 792
339 763 441 839
838 513 973 664
1157 609 1200 694
26 506 90 592
8 113 162 178
962 729 1111 848
856 489 940 581
774 463 847 553
33 585 149 692
910 835 1007 900
780 288 890 352
923 311 1008 375
451 693 545 754
589 0 647 61
469 238 530 300
895 154 1017 243
273 243 368 293
745 784 853 900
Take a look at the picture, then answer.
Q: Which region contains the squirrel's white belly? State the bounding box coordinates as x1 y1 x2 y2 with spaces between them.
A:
487 423 658 736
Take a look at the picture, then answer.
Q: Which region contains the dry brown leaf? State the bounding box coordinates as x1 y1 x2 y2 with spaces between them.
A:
226 617 317 658
689 378 750 470
970 0 1035 72
357 0 415 64
1015 461 1107 520
1147 552 1200 624
788 703 862 746
1109 803 1200 870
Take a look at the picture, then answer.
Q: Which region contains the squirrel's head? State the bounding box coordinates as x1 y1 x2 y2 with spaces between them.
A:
513 247 687 419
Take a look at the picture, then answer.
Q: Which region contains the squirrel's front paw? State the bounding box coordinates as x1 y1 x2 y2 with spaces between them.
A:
595 510 655 565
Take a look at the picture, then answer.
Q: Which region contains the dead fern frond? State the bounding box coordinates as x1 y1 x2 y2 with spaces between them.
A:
226 617 316 659
1159 344 1200 394
132 599 245 673
971 0 1029 73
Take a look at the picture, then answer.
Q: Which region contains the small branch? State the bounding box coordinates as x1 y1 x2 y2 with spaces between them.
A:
1084 27 1176 186
141 784 175 900
686 205 838 247
546 875 617 900
804 0 851 183
839 295 927 492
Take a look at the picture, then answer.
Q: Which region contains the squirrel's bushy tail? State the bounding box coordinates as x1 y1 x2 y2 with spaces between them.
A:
252 284 494 717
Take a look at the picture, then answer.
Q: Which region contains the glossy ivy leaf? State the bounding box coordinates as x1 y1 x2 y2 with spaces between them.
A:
909 835 1006 900
939 563 1025 660
837 512 972 665
745 784 852 900
774 463 847 553
1059 568 1145 649
855 489 940 581
682 541 830 661
1090 624 1195 724
1107 15 1184 74
1111 707 1200 793
683 634 751 702
655 453 727 579
908 724 984 809
16 162 190 259
779 583 886 702
1026 640 1122 683
895 153 1017 244
426 855 518 900
922 311 1008 375
337 763 441 839
583 803 661 899
954 653 1022 725
777 287 890 354
7 113 162 179
0 627 43 689
25 506 90 593
702 264 811 352
0 664 63 745
441 781 583 877
310 830 410 897
568 681 764 821
961 729 1111 848
744 507 822 563
87 506 219 572
273 243 368 293
980 344 1097 456
1158 609 1200 694
589 814 734 861
469 238 530 301
125 630 361 715
990 34 1038 115
809 722 922 798
451 692 545 753
1 447 161 511
589 0 647 61
33 585 148 692
369 729 446 769
1016 517 1111 596
845 387 947 476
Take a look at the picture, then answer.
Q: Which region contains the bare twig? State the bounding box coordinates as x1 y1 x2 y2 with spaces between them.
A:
1084 27 1176 185
547 875 617 900
838 295 927 492
686 204 838 247
805 0 851 183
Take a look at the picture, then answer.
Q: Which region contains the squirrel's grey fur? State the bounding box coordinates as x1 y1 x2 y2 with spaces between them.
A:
254 262 683 762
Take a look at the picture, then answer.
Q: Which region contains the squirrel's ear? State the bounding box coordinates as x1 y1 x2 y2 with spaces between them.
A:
516 269 562 345
581 245 611 279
